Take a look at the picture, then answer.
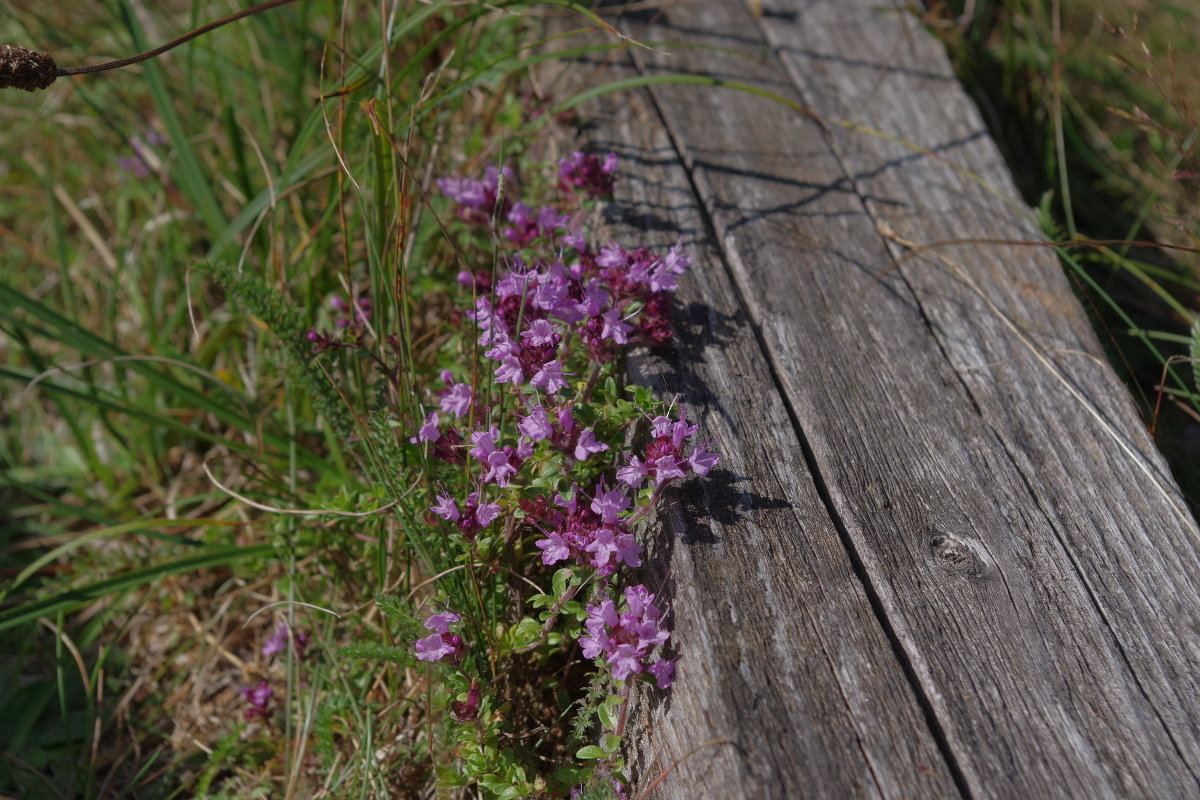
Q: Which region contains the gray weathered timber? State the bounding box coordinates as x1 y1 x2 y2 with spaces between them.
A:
547 0 1200 797
573 70 962 800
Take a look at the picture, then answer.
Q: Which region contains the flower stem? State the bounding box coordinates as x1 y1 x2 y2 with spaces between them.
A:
59 0 299 77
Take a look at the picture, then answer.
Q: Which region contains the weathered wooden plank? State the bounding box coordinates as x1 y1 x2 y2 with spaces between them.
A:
538 23 962 800
558 0 1200 797
756 13 1200 779
586 95 961 800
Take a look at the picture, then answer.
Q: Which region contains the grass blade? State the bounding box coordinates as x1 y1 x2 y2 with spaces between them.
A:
0 545 276 634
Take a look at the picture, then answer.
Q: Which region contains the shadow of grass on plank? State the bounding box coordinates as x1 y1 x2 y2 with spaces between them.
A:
929 0 1200 513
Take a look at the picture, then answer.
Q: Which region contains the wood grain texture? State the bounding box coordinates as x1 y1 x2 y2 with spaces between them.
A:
584 83 961 800
538 21 960 800
547 0 1200 796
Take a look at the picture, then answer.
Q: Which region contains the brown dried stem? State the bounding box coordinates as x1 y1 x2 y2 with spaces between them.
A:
2 0 298 92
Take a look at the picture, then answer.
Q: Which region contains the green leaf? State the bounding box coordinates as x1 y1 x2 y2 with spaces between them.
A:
0 545 274 634
9 517 234 593
575 745 607 760
117 0 226 238
0 282 322 468
509 617 542 649
597 701 617 730
338 643 416 666
552 568 573 597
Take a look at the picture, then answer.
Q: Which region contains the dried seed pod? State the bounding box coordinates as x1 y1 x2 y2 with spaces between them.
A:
0 44 57 92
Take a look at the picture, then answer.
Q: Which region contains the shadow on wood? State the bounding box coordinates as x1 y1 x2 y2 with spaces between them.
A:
545 1 1200 797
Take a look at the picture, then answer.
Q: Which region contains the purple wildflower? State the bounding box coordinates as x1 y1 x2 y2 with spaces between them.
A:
326 292 372 331
440 382 473 419
474 497 502 527
579 585 670 683
590 485 630 524
495 354 525 385
531 360 569 393
447 492 503 540
596 243 628 270
415 610 467 664
651 454 687 485
518 405 554 441
533 483 642 575
574 428 610 461
470 427 520 487
618 410 717 488
411 412 441 444
306 328 339 353
647 657 676 689
616 456 650 488
431 494 461 523
516 436 535 460
536 531 571 565
261 622 289 658
504 204 570 246
259 623 308 661
601 307 633 344
469 427 501 462
559 151 618 198
424 611 461 634
521 318 559 347
649 241 690 292
688 448 720 476
239 681 273 720
437 165 513 225
450 680 481 722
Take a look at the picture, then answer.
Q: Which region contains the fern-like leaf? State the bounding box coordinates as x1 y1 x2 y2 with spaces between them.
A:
339 642 417 666
198 260 354 438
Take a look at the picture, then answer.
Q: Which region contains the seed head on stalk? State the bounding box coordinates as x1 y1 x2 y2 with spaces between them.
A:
1 0 298 93
0 45 57 92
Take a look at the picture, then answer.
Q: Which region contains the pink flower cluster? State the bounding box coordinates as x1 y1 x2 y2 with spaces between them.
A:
430 489 502 541
581 585 674 689
459 239 687 367
618 411 718 489
328 293 372 329
238 622 311 720
415 611 467 664
436 164 513 226
239 681 273 720
558 151 618 198
261 621 309 660
411 156 718 691
530 483 642 578
306 291 373 351
450 680 481 722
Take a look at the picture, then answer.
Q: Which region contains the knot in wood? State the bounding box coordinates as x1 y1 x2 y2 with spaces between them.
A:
929 533 984 577
0 45 57 92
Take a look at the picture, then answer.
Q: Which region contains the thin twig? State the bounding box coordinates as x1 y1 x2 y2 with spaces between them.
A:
203 461 398 517
59 0 300 76
2 0 299 91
